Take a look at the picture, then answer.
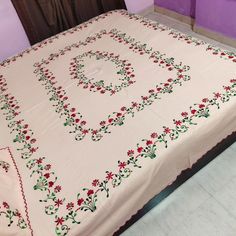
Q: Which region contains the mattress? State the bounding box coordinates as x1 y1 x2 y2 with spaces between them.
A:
0 10 236 236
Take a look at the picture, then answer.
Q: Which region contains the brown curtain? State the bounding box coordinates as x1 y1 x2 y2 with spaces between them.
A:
11 0 127 45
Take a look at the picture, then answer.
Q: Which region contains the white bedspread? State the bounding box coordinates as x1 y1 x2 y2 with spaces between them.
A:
0 10 236 236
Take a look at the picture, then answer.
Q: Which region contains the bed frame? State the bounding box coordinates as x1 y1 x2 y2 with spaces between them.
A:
114 132 236 235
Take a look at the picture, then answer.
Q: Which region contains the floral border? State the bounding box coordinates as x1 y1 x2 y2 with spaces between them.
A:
34 29 191 141
120 11 236 62
0 147 33 235
1 10 236 69
0 201 27 229
0 11 119 68
1 72 236 235
70 50 136 95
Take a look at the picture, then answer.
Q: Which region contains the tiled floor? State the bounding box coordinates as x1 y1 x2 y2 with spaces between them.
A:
121 11 236 236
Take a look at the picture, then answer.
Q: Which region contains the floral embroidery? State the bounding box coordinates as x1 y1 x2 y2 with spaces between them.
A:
0 160 10 172
0 11 118 67
120 11 206 46
2 10 235 69
70 50 136 95
0 201 28 229
206 46 236 62
34 29 191 141
1 71 236 235
59 78 236 233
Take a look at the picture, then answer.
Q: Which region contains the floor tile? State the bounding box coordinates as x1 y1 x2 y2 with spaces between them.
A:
168 198 236 236
121 212 166 236
149 179 211 234
193 148 236 195
214 176 236 219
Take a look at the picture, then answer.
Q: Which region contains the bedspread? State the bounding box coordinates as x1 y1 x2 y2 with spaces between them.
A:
0 10 236 236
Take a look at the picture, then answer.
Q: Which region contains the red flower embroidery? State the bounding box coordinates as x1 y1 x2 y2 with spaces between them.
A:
108 118 113 123
191 109 197 115
199 104 205 108
87 190 94 196
174 120 182 126
44 173 50 179
106 172 114 180
137 147 143 153
36 158 43 164
100 121 106 126
181 112 188 117
66 202 74 210
55 217 64 226
15 210 21 218
80 121 86 126
202 98 209 103
2 202 9 209
118 162 126 170
151 133 158 138
30 147 37 153
146 140 153 146
30 138 36 144
224 86 231 91
54 185 62 193
127 150 134 156
44 164 51 170
164 127 171 134
92 179 99 187
82 129 89 134
77 198 84 206
55 199 63 207
214 92 221 98
48 181 54 188
23 124 29 129
92 130 98 135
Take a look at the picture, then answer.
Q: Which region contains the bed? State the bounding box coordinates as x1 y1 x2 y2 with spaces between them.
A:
0 10 236 236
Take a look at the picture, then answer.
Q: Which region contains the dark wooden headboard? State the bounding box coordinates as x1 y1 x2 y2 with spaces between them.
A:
11 0 127 45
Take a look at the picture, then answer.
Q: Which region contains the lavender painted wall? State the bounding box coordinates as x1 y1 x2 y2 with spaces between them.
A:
125 0 153 13
0 0 30 62
195 0 236 40
155 0 196 18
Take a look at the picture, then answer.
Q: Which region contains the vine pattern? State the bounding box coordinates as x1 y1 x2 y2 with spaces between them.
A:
1 10 236 68
0 202 28 229
34 29 191 142
70 50 136 95
1 72 236 235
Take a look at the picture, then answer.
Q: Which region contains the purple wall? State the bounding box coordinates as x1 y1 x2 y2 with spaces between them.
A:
155 0 196 18
195 0 236 40
125 0 153 13
0 0 30 62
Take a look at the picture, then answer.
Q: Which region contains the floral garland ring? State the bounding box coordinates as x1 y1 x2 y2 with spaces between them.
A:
70 50 136 95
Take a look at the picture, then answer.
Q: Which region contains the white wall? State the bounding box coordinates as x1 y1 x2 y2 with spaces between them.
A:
125 0 153 13
0 0 30 62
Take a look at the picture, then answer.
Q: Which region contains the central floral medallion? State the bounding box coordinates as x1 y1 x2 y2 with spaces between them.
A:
70 50 136 95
